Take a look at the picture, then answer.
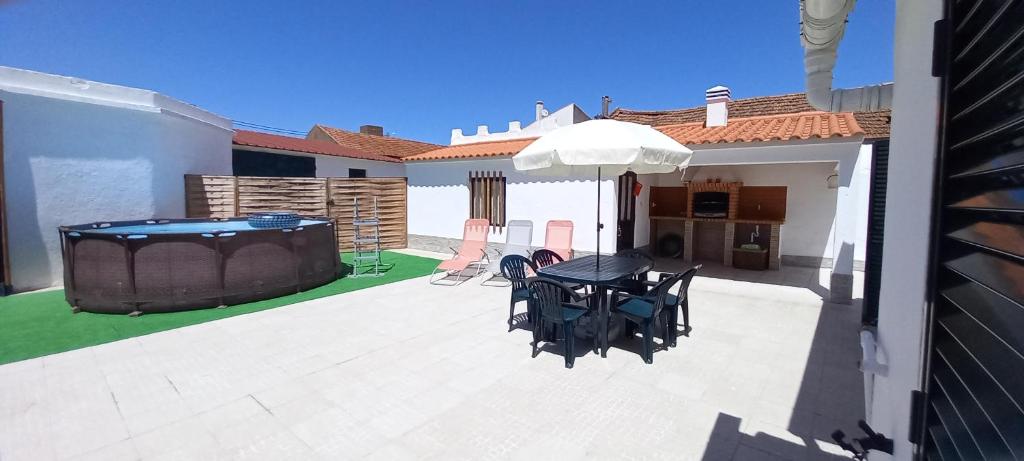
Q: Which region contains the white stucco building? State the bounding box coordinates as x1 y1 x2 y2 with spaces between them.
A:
0 64 889 309
0 68 418 293
0 67 234 292
388 91 889 304
405 150 618 254
402 102 609 253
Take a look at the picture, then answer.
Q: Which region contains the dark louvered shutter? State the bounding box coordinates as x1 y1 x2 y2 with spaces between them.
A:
617 172 637 251
917 1 1024 459
862 139 889 325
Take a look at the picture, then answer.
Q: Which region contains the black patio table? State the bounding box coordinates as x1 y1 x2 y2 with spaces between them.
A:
537 254 654 357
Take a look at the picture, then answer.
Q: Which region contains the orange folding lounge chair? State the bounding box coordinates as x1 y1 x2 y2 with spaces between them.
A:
544 220 574 261
430 219 491 285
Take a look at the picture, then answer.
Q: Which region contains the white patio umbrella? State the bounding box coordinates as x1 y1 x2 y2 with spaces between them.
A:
512 119 693 266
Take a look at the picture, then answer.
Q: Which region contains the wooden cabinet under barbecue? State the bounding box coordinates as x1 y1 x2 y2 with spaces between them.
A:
649 186 688 217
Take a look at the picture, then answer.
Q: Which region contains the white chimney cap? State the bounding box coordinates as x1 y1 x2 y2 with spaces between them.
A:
706 86 731 102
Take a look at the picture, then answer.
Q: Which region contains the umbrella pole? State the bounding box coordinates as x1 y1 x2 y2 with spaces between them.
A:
596 167 601 270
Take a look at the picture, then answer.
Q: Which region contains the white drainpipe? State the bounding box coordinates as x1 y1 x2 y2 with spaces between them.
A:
801 0 893 112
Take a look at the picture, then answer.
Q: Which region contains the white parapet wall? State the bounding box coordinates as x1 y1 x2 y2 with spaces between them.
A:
450 103 590 145
406 157 616 253
0 67 234 291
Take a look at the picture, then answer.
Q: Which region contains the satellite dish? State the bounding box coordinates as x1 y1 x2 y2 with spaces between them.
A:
541 109 550 117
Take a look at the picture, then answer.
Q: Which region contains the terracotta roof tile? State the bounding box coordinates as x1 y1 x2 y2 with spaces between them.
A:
233 130 399 163
309 125 442 159
655 112 865 144
405 111 864 162
850 111 892 140
610 92 890 139
403 138 538 162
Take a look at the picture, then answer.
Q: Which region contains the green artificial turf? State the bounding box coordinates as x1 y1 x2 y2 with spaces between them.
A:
0 251 438 365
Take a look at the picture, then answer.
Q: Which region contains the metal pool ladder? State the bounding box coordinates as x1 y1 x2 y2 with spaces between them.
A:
352 197 384 277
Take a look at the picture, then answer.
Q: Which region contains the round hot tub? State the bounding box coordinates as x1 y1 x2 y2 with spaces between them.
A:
59 217 341 315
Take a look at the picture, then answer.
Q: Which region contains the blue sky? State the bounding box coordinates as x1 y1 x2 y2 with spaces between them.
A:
0 1 893 145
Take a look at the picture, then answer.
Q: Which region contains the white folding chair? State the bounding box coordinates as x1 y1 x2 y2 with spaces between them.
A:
482 220 534 286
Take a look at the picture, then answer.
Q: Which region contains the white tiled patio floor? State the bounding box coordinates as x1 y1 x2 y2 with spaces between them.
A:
0 253 865 460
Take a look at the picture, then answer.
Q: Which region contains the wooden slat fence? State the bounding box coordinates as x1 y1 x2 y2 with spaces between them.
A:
185 175 408 251
184 175 237 218
238 176 328 216
327 178 408 252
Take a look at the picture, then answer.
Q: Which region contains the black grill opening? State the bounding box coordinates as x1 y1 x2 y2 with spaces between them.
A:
693 192 729 218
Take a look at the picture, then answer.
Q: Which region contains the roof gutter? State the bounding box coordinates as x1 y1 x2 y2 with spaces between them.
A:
801 0 893 112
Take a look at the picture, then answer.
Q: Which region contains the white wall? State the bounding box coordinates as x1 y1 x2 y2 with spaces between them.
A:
406 158 617 253
639 163 838 261
1 84 232 291
633 181 651 248
867 0 942 458
634 137 868 266
312 153 405 178
852 143 873 263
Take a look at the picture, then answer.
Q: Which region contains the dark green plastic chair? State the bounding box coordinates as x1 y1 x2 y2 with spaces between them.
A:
611 272 684 364
531 248 589 293
659 265 700 346
527 277 596 369
530 248 564 269
500 254 537 331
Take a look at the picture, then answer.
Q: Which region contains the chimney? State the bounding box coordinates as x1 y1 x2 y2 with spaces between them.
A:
535 100 545 121
359 124 384 136
705 86 731 127
601 96 612 118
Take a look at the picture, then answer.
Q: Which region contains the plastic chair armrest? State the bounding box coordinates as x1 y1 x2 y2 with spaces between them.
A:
611 290 651 308
563 291 598 309
573 291 599 303
612 291 647 302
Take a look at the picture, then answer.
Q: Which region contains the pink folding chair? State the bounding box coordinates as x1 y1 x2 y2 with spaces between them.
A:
544 220 574 261
430 219 491 285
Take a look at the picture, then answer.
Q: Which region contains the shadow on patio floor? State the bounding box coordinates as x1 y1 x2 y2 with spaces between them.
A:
503 260 868 460
696 295 867 460
654 259 834 301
